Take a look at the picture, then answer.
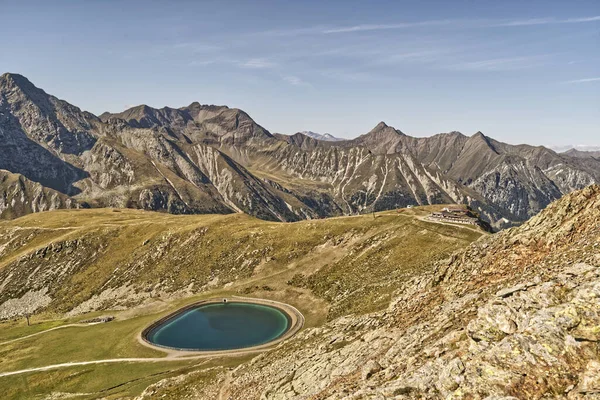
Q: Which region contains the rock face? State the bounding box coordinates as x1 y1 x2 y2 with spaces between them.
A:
349 124 599 224
1 72 599 228
139 185 600 399
0 170 77 218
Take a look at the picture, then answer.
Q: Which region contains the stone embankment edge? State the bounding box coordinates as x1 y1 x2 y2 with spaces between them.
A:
137 296 305 357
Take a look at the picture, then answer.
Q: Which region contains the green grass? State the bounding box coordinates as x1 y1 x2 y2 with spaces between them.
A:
0 314 164 373
287 214 482 318
0 319 66 342
0 360 202 400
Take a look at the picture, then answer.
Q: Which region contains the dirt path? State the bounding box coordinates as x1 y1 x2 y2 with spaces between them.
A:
0 358 194 378
217 369 234 400
417 215 486 234
0 345 276 378
0 323 96 346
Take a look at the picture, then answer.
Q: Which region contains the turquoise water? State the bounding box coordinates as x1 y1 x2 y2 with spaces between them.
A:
146 302 291 351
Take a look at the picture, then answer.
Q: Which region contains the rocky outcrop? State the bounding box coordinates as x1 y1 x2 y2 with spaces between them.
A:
80 140 135 189
0 72 98 156
0 170 77 218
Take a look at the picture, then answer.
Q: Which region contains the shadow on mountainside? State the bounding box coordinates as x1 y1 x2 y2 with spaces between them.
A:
0 120 89 195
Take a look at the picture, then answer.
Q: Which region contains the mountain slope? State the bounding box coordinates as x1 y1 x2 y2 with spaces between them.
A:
99 98 595 228
0 206 483 320
0 170 78 219
146 185 600 399
564 148 600 159
0 206 486 399
97 102 481 221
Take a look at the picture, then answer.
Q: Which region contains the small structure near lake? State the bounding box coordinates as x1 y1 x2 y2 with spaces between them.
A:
80 315 115 324
427 206 482 227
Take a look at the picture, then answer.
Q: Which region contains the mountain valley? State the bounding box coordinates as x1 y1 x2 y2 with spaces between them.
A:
1 71 600 399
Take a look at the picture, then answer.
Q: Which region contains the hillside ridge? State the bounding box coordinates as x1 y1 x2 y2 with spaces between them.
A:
144 185 600 399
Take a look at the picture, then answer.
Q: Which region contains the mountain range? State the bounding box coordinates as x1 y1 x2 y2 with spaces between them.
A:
298 131 345 142
1 72 599 229
552 144 600 153
562 148 600 159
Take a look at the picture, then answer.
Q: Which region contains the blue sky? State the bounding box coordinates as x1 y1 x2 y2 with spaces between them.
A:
1 0 599 146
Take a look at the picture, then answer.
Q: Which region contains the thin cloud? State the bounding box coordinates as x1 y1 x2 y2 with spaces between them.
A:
320 69 378 82
171 43 221 52
563 77 600 84
280 75 313 88
323 20 456 34
492 15 600 27
249 26 329 37
494 17 560 27
568 16 600 22
188 60 216 67
240 58 277 69
254 15 600 36
283 75 303 85
447 55 550 71
368 48 461 67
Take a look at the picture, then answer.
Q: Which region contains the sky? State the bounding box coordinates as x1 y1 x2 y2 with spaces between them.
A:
1 0 599 147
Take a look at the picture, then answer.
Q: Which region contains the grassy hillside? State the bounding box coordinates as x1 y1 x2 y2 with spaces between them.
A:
0 206 484 399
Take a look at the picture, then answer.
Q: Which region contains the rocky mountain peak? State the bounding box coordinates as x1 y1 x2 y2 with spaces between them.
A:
184 101 227 111
373 121 389 130
564 148 600 159
183 102 230 116
131 104 153 114
0 72 98 157
467 130 496 151
0 72 96 121
0 72 48 101
364 121 403 137
0 72 34 89
111 104 159 121
348 121 406 153
299 131 344 142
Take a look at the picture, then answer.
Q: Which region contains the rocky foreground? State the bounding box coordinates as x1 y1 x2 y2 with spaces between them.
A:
140 185 600 399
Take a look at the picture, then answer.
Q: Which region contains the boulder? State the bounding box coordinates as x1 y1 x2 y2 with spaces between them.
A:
437 357 465 391
361 359 382 381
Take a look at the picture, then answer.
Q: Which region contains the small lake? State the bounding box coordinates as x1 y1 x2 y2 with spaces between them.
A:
145 302 291 351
